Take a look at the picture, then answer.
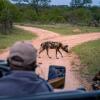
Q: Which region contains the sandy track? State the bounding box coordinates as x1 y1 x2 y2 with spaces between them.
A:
0 25 100 91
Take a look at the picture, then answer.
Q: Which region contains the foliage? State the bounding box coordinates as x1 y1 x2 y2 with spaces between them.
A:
13 5 100 26
29 0 51 15
0 0 100 30
70 0 92 7
63 8 93 25
0 0 19 34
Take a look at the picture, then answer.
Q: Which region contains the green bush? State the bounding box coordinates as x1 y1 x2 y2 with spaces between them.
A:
64 8 92 25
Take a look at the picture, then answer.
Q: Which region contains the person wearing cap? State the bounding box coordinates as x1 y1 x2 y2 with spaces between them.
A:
0 41 53 96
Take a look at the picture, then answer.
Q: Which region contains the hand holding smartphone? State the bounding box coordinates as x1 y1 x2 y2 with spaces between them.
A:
48 65 66 89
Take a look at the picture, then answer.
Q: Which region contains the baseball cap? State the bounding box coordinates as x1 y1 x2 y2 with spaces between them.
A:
8 41 37 67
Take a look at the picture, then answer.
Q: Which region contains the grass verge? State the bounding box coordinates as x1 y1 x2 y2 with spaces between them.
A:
72 39 100 76
0 27 37 51
21 23 100 35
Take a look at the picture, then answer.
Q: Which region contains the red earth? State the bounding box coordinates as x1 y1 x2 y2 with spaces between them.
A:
0 25 100 91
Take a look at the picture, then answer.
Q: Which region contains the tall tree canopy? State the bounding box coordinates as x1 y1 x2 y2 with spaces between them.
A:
0 0 18 34
29 0 51 15
70 0 92 7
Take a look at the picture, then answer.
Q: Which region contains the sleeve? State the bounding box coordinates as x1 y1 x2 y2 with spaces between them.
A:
45 81 54 92
37 78 54 92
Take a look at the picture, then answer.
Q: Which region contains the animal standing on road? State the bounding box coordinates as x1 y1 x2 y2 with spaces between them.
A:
39 41 68 59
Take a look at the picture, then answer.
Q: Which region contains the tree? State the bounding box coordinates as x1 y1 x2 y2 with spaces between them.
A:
0 0 18 34
63 8 92 25
70 0 83 7
70 0 92 7
30 0 51 15
83 0 92 7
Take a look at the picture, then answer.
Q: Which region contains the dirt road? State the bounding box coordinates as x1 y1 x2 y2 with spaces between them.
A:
0 25 100 91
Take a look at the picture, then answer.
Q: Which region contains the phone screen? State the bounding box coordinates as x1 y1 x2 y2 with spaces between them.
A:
48 65 66 89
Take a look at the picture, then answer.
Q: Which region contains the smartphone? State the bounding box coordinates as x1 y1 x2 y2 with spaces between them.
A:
48 65 66 89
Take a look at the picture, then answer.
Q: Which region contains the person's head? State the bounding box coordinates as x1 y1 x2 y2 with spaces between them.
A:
7 41 37 71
